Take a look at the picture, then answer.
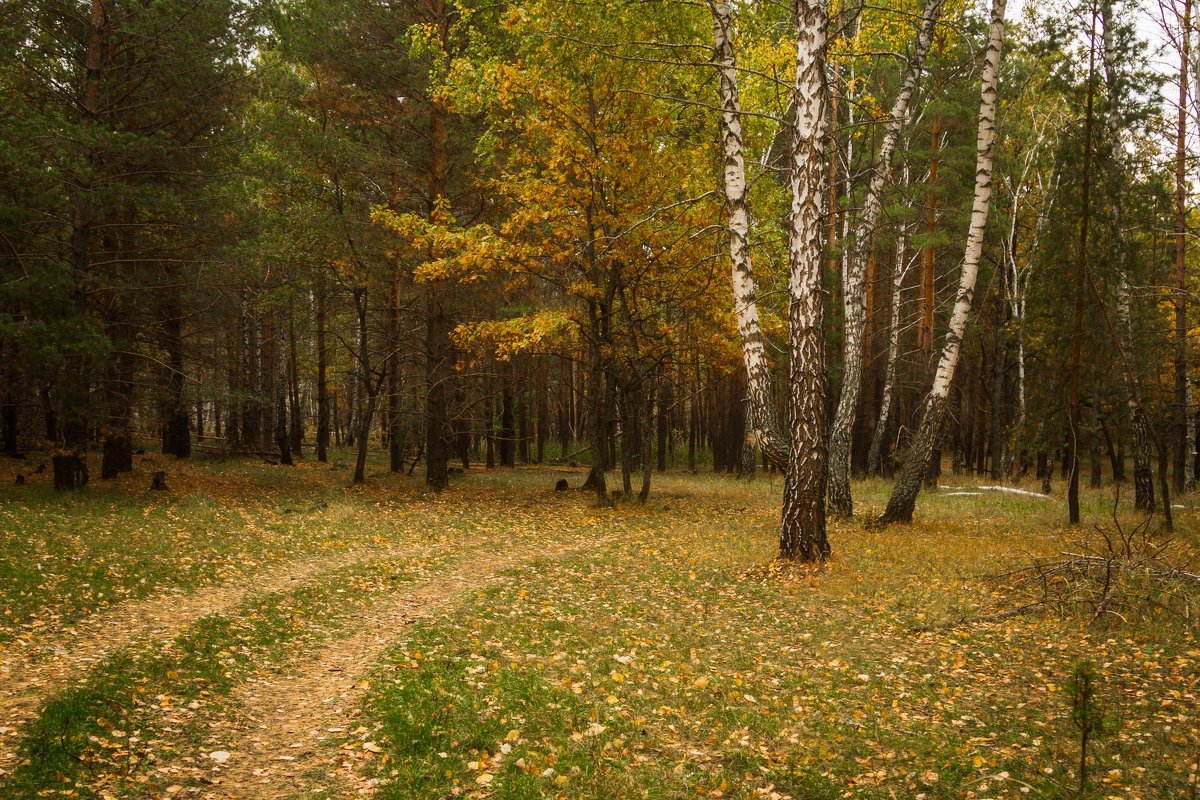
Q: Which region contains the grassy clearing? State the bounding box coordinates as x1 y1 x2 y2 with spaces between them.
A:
1 451 1197 800
0 449 459 644
359 474 1199 800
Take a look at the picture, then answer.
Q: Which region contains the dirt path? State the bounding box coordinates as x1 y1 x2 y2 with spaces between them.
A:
0 541 419 765
190 538 593 800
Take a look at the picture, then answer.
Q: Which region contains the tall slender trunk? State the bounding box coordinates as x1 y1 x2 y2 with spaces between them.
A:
780 0 831 560
828 0 943 517
1068 0 1099 525
584 301 609 500
656 375 671 471
261 311 276 452
868 216 912 477
55 0 106 490
639 384 654 501
288 310 303 455
275 331 293 466
160 278 191 458
387 275 403 472
711 0 787 468
352 287 374 485
500 362 515 466
424 0 453 492
536 362 548 463
1099 0 1151 508
878 0 1006 525
1176 0 1193 494
316 272 330 462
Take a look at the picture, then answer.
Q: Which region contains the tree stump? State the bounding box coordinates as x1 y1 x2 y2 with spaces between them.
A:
150 471 168 491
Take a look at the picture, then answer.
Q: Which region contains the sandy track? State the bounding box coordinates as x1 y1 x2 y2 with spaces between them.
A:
0 542 415 773
194 538 592 800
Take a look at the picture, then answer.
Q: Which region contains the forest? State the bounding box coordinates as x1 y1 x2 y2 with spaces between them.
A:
2 0 1200 797
2 0 1197 541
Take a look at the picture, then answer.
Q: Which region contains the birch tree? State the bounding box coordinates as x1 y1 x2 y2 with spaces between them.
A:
877 0 1007 526
711 0 788 470
780 0 832 559
711 0 830 559
827 0 943 517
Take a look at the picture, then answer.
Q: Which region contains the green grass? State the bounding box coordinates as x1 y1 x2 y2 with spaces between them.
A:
1 449 1197 799
357 473 1199 800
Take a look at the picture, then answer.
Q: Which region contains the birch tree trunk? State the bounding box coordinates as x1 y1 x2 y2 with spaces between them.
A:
867 213 913 477
711 0 788 470
780 0 831 560
877 0 1006 526
827 0 943 517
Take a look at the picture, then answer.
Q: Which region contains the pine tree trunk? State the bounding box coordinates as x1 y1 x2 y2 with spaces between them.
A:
160 283 191 459
639 384 654 501
316 271 330 462
1068 0 1099 525
828 0 943 517
288 311 303 455
353 286 373 485
657 377 670 472
425 290 452 490
583 301 609 501
878 0 1006 525
1176 0 1192 495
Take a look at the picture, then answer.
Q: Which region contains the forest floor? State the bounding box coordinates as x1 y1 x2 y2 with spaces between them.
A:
0 449 1197 800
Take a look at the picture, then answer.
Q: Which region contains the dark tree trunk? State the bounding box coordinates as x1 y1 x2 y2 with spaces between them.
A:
288 312 303 456
536 365 548 464
387 278 404 473
621 385 635 497
518 379 530 463
500 362 515 467
424 289 452 491
261 311 276 452
1133 408 1154 510
160 287 191 458
687 373 698 473
352 287 375 485
316 272 330 462
100 331 136 480
582 302 609 501
639 385 654 501
2 395 16 456
656 377 671 472
276 381 293 466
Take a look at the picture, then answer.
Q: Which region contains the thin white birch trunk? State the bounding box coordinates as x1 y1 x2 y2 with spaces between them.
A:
711 0 789 470
827 0 943 517
877 0 1006 525
867 195 915 477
